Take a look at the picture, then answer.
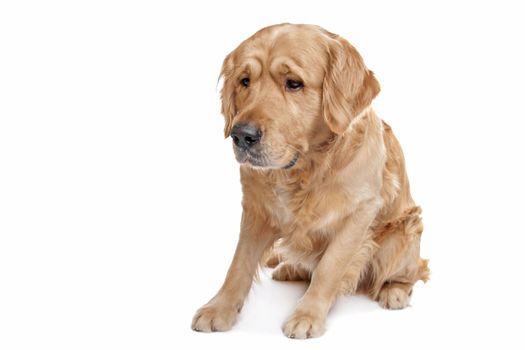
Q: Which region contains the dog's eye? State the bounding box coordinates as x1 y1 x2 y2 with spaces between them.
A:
240 78 250 88
285 79 304 92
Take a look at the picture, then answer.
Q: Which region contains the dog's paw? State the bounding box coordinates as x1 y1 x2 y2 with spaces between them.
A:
282 310 325 339
377 283 411 310
272 264 310 282
264 253 281 268
272 264 297 281
191 302 239 332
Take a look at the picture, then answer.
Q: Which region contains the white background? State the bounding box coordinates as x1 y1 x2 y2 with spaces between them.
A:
1 1 524 349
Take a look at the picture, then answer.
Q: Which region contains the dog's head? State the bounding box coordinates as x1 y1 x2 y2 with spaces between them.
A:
220 24 380 169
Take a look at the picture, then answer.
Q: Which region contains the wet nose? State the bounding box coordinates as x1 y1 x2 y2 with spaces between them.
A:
230 123 262 150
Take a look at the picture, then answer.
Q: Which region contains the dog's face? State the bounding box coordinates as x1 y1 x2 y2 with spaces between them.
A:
220 24 380 169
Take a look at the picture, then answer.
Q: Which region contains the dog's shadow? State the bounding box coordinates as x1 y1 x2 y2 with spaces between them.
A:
235 268 380 336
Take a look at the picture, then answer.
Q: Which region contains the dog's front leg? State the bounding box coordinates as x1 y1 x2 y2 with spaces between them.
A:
192 208 276 332
282 204 378 339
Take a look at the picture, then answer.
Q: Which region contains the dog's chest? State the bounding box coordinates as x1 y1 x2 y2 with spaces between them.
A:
269 182 346 233
272 186 294 225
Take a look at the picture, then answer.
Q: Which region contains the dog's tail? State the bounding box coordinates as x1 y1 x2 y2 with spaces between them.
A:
418 258 430 283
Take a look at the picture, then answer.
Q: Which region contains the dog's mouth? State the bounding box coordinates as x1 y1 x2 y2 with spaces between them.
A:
244 153 268 168
282 153 299 169
235 149 299 170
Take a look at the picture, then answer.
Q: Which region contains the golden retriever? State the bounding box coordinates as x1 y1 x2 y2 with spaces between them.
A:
192 23 429 339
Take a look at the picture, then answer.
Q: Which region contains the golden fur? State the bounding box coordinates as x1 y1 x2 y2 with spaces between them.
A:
192 23 429 339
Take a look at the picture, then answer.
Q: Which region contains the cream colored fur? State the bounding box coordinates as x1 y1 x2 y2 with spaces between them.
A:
192 23 429 339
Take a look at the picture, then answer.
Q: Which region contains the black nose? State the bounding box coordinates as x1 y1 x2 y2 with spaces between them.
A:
230 123 262 150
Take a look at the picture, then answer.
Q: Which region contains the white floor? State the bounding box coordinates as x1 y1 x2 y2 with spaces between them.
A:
184 265 518 349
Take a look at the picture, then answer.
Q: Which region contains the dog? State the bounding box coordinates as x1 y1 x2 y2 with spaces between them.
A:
191 23 429 339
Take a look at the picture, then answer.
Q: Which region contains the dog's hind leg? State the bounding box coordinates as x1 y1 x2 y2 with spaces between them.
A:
368 206 430 309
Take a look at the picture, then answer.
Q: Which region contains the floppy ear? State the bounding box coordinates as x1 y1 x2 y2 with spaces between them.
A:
220 53 236 138
322 35 381 134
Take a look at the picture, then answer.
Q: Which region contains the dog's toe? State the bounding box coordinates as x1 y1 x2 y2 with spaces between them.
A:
377 283 412 310
191 303 238 332
282 310 325 339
